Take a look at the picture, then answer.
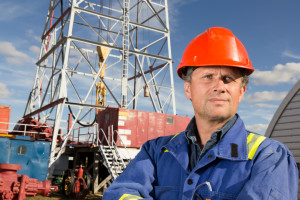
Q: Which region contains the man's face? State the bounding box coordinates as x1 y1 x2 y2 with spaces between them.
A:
184 66 246 123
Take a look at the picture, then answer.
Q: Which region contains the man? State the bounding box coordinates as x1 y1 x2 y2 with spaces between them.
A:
103 27 298 200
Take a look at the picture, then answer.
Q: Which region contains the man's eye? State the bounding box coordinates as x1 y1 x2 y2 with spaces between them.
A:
223 76 234 83
203 74 213 79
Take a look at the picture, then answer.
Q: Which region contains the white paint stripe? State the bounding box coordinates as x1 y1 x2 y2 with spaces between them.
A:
119 129 131 135
119 116 127 120
118 120 125 126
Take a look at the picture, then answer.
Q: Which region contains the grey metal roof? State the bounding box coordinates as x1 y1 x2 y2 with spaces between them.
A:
265 80 300 199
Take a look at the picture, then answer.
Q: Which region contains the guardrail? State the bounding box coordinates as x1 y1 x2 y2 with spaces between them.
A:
0 121 134 158
69 124 98 144
0 121 56 136
0 121 96 145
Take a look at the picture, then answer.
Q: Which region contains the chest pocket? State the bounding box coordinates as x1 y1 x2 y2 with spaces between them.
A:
192 191 237 200
190 182 236 200
192 133 266 200
154 186 180 199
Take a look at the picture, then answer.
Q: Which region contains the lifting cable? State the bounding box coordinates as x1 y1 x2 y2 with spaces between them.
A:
67 98 97 127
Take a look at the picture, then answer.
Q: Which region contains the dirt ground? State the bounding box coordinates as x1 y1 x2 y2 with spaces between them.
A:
26 193 103 200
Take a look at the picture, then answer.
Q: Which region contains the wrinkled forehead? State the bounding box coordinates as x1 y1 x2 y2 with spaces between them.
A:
193 66 244 76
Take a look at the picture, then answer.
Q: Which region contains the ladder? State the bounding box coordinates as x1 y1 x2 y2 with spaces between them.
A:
98 145 127 180
121 0 130 108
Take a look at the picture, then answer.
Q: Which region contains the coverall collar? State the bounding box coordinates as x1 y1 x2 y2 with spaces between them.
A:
216 115 248 161
162 114 249 172
185 115 238 170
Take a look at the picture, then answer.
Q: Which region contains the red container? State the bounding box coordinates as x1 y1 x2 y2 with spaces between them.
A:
0 105 11 134
97 107 191 148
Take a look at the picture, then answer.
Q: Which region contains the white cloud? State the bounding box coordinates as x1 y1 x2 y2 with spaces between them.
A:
0 41 31 65
0 2 26 22
252 62 300 85
0 98 26 106
282 50 300 59
29 45 40 56
245 123 269 134
0 65 35 89
243 91 287 103
0 83 12 98
239 103 276 122
26 30 41 43
174 82 194 117
0 65 34 77
168 0 197 31
254 103 279 108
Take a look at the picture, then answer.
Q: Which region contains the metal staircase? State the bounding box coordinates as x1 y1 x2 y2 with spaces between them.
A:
98 145 127 180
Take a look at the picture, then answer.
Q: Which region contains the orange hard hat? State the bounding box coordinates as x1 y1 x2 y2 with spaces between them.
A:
177 27 254 79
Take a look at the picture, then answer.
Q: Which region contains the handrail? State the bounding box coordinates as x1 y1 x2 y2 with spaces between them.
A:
112 130 132 160
98 128 110 146
96 127 129 173
0 121 62 137
96 128 123 177
0 129 52 135
0 121 53 128
68 123 99 144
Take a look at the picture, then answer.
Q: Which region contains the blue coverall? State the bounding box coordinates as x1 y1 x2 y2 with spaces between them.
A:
103 115 298 200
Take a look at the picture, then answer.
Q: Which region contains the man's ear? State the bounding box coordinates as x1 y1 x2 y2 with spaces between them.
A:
238 85 247 103
184 81 192 100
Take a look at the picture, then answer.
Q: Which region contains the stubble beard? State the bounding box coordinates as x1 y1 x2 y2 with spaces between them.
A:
197 104 232 125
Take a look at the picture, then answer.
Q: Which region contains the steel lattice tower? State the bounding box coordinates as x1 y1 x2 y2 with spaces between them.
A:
24 0 176 175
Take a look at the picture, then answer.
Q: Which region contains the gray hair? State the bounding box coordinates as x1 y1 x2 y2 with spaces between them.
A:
181 67 196 82
181 66 249 86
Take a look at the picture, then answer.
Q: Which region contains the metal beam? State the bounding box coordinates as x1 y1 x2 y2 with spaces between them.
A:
127 62 167 81
42 7 71 40
23 98 66 118
75 6 168 34
36 37 67 66
69 36 172 61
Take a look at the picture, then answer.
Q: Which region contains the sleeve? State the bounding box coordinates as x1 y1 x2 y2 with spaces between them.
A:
237 141 299 200
102 140 158 200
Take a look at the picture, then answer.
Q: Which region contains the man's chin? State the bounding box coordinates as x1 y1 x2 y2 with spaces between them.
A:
208 113 231 123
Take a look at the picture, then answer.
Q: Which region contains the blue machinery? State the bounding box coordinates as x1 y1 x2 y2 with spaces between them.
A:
0 135 50 181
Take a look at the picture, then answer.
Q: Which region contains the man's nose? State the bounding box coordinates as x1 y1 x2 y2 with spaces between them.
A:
213 78 226 93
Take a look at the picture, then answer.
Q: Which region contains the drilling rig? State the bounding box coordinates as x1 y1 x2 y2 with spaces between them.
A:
4 0 190 196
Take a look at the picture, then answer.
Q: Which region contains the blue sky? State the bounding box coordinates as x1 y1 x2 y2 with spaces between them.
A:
1 1 300 135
